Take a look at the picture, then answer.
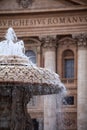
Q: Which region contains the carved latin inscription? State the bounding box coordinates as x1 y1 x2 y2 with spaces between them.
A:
0 15 87 28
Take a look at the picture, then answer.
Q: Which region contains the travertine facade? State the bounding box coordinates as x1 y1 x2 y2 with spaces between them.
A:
0 0 87 130
76 34 87 130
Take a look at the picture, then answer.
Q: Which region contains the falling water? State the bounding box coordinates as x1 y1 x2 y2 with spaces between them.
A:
56 86 67 130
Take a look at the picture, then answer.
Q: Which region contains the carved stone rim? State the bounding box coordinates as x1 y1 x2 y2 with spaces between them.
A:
0 81 63 95
0 64 65 95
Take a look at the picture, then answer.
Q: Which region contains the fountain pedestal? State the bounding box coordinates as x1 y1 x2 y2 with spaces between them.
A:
0 83 34 130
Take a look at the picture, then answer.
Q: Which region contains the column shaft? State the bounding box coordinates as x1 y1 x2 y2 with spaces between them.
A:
42 36 57 130
78 48 87 130
76 34 87 130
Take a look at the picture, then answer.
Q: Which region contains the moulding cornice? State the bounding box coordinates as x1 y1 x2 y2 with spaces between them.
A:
24 38 41 46
58 37 77 47
0 5 87 15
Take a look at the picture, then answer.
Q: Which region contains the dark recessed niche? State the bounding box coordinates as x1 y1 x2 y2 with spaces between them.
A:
62 96 74 105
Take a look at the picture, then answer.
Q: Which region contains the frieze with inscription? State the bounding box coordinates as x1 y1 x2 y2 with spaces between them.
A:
0 15 87 28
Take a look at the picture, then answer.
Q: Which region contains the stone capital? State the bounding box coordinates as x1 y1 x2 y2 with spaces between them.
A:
72 33 87 47
39 35 57 48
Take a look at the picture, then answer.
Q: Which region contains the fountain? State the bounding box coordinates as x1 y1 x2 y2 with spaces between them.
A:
0 28 66 130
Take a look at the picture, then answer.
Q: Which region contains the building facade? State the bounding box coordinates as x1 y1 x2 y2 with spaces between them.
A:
0 0 87 130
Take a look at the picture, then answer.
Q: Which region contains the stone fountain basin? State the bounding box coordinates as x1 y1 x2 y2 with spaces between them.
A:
0 64 64 95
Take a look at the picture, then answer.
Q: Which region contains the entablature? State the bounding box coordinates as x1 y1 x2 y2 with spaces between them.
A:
0 9 87 37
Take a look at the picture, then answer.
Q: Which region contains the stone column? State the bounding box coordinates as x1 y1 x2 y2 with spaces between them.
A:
41 36 57 130
75 34 87 130
36 42 42 67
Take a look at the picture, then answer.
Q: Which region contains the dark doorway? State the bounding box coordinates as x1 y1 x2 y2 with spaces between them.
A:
32 119 39 130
